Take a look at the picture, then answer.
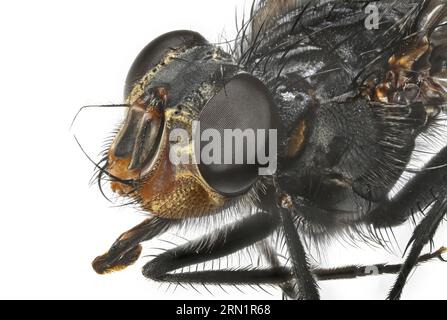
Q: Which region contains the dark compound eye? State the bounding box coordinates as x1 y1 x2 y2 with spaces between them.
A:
124 30 208 98
197 73 277 196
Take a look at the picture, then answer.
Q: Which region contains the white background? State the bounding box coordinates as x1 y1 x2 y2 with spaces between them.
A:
0 0 446 300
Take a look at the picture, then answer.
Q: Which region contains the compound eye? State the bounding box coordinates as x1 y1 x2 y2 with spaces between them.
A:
124 30 207 98
197 74 277 196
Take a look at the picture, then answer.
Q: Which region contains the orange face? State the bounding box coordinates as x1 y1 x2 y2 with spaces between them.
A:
107 99 227 220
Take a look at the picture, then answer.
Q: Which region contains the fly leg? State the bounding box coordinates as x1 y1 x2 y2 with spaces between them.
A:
277 194 320 300
142 212 292 287
364 146 447 299
388 197 447 300
313 247 446 281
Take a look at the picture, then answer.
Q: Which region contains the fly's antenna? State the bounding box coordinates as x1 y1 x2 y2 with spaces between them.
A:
70 104 130 130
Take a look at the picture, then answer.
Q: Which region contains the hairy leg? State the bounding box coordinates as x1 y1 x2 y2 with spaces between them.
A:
278 194 320 300
142 212 291 286
363 146 447 299
388 197 447 300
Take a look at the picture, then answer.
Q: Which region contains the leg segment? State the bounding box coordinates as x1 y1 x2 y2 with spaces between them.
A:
93 216 172 274
278 195 320 300
388 197 447 300
363 146 447 299
313 247 446 281
142 212 290 286
257 241 301 299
